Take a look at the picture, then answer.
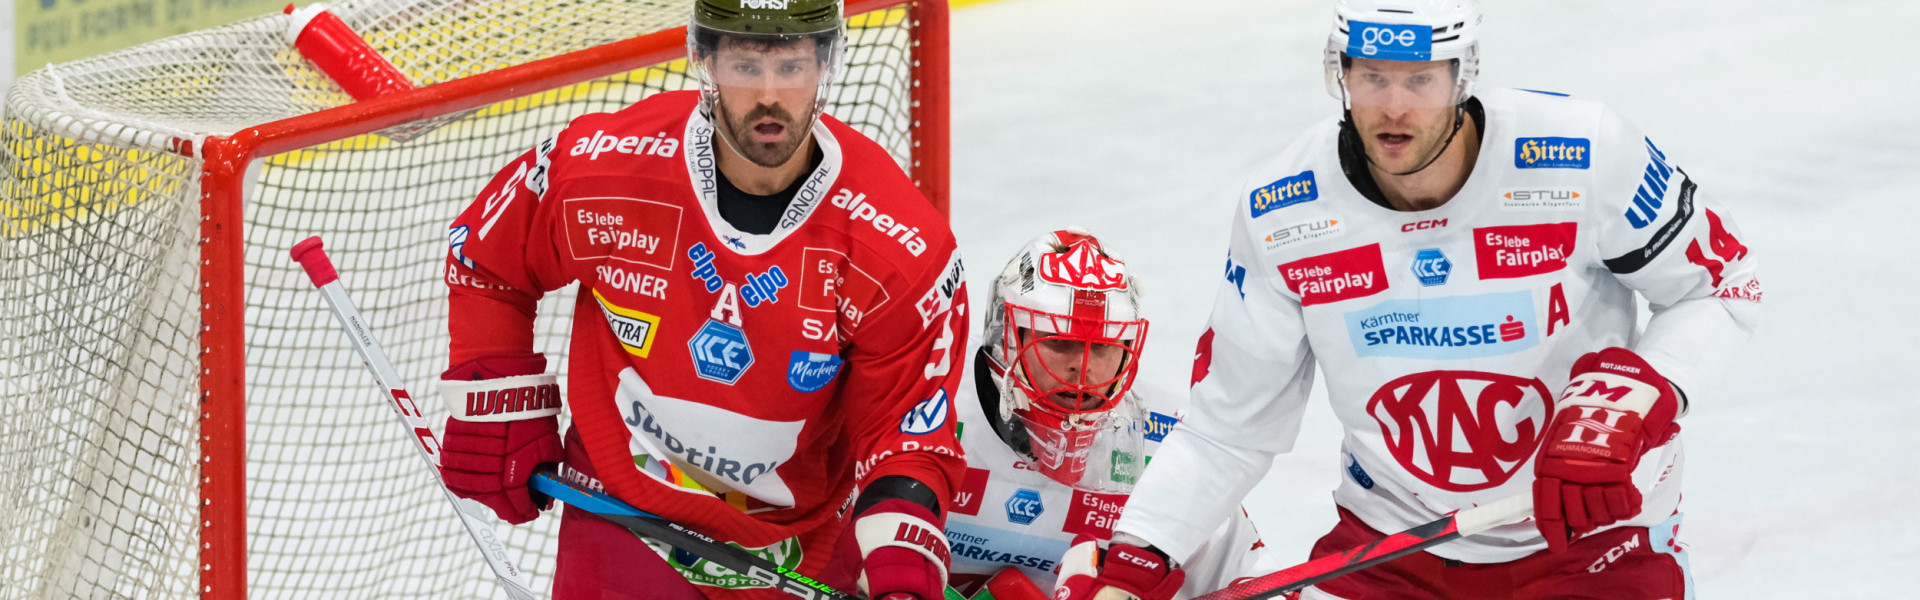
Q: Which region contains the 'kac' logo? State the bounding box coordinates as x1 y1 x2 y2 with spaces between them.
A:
1411 248 1451 286
1249 171 1319 219
1367 371 1554 491
1514 137 1592 170
1039 239 1128 290
1347 20 1432 61
899 389 950 435
689 320 753 384
1005 488 1044 525
787 351 841 393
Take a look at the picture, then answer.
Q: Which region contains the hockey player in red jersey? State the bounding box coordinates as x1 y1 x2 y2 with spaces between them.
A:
939 229 1268 600
435 2 969 599
1065 1 1760 599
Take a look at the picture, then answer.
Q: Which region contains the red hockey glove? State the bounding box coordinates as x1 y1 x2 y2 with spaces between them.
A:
854 499 950 600
437 354 563 525
1056 535 1185 600
1533 347 1682 552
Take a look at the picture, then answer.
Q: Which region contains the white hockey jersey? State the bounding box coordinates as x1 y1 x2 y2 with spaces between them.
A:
943 350 1269 599
1115 88 1762 564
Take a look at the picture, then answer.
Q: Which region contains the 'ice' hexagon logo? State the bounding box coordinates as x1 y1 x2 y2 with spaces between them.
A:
689 320 752 384
1412 248 1451 287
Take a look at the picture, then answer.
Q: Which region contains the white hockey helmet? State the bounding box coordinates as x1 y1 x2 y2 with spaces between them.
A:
1324 0 1483 106
983 227 1150 491
984 227 1148 412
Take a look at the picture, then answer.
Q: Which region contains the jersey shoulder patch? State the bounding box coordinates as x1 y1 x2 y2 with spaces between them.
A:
1244 119 1342 222
555 92 699 170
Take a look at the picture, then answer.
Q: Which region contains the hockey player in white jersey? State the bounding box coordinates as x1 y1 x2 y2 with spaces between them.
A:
1064 1 1761 599
942 229 1268 600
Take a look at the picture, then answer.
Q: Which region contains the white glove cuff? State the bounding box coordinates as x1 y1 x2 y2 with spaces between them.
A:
853 509 950 594
440 373 561 422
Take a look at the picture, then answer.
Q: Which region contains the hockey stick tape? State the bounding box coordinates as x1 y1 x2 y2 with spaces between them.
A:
290 236 340 287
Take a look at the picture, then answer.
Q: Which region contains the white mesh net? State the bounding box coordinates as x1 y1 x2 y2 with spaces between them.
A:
0 0 932 597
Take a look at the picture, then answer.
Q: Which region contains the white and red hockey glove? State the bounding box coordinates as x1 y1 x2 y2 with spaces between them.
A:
1533 347 1682 552
1056 535 1185 600
854 498 951 600
437 353 563 525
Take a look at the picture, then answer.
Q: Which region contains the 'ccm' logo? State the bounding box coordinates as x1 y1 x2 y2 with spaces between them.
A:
1402 219 1447 232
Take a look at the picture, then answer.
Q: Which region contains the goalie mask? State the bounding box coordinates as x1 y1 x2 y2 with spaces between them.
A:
984 228 1149 492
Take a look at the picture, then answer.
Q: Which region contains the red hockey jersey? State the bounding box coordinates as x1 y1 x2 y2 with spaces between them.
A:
445 91 969 552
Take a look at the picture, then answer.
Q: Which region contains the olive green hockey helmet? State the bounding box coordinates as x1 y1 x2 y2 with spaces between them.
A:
691 0 842 37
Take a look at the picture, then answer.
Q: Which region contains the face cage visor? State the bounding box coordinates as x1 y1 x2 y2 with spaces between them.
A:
999 302 1147 419
687 25 845 161
1322 33 1477 110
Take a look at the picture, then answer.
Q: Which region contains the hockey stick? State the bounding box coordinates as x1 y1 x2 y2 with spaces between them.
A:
1191 494 1534 600
291 237 539 600
528 473 867 600
529 473 973 600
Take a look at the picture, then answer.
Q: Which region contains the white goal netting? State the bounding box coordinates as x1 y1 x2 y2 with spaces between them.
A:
0 0 935 597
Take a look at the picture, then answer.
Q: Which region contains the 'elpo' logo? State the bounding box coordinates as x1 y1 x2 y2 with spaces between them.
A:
1366 371 1553 492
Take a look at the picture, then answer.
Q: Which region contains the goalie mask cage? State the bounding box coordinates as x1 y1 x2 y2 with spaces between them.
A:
0 0 949 597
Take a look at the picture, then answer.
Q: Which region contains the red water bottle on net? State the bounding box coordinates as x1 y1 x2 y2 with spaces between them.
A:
284 3 416 100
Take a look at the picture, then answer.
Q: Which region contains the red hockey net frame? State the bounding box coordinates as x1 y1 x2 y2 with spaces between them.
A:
175 1 948 597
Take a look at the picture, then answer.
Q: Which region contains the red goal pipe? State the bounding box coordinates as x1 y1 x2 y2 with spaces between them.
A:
910 0 952 216
193 2 946 598
199 135 251 600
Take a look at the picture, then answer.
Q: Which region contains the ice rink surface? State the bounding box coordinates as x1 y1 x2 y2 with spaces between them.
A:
945 0 1920 596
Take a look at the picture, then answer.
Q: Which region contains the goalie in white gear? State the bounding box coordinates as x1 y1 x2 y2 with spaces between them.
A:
940 228 1269 600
